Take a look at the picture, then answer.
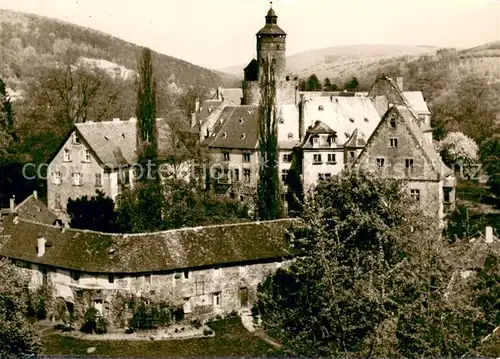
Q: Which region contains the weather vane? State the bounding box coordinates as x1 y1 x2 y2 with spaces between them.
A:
270 1 273 8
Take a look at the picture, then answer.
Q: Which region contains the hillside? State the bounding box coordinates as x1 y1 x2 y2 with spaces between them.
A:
221 44 439 79
0 9 239 95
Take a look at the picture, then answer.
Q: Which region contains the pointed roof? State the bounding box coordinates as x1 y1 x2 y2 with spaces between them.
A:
344 128 366 148
257 4 286 36
14 194 58 225
307 120 336 134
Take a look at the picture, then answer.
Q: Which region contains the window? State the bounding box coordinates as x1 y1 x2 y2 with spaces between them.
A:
405 159 414 174
283 153 292 162
213 292 221 307
279 118 285 124
53 172 62 185
287 133 294 139
318 173 332 181
223 152 230 161
84 149 91 162
281 169 288 182
313 154 322 164
145 274 152 284
123 170 130 185
72 132 80 144
376 158 385 168
213 267 221 278
318 105 324 111
349 118 355 123
54 194 61 209
350 151 355 159
389 138 398 148
72 172 82 186
243 169 251 183
108 274 114 284
390 119 396 129
443 188 451 203
95 173 102 187
63 149 71 162
327 154 336 163
243 153 251 162
233 168 240 181
71 271 80 282
239 265 247 274
183 270 190 280
312 137 319 145
410 189 420 202
42 267 48 286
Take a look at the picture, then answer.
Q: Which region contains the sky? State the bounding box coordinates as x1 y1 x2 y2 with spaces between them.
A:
0 0 499 69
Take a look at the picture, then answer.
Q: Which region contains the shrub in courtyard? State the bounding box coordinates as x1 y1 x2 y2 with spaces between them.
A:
81 307 99 334
95 316 108 334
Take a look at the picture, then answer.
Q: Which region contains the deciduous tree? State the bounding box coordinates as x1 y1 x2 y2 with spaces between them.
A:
66 190 118 232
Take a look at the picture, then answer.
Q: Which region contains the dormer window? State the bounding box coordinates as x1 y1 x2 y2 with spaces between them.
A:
222 132 227 138
241 133 246 139
239 118 244 124
312 137 319 145
364 117 369 122
63 149 71 162
318 105 324 111
279 118 284 124
349 118 354 123
288 133 294 139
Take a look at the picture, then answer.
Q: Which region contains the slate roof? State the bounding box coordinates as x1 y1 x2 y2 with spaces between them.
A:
0 216 296 273
403 91 431 115
307 120 336 135
202 106 260 150
75 120 137 167
446 231 500 270
301 95 381 144
256 24 287 36
345 128 367 148
14 194 58 225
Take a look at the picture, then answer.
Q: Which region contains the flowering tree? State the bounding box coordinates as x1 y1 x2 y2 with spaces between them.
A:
437 131 479 167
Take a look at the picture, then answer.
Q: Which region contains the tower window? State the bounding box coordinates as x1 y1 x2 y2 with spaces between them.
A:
277 44 280 50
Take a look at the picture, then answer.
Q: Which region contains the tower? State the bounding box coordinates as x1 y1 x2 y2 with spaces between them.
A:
256 3 287 82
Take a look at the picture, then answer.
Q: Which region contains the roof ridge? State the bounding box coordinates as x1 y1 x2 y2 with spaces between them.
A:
14 194 34 211
15 216 298 237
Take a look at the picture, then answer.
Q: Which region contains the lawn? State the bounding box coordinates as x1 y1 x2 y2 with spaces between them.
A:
41 317 284 357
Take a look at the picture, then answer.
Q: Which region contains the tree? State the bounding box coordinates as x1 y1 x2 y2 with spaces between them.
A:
345 76 359 91
323 78 338 91
306 74 321 91
136 47 158 180
177 85 209 122
437 131 479 168
0 259 41 356
480 134 500 202
254 169 483 357
257 54 281 220
66 190 118 232
298 79 307 91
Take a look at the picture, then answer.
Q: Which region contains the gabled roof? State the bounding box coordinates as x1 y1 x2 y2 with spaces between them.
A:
354 105 452 178
219 88 243 106
75 120 138 168
14 194 58 225
195 99 223 129
0 216 297 273
202 106 260 150
307 120 336 135
344 128 366 148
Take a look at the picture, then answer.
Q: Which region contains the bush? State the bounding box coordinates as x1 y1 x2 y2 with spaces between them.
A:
81 307 99 334
191 319 202 329
228 310 238 317
130 300 175 331
95 316 108 334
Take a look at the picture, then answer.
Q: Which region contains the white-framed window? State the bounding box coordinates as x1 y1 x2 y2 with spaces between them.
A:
243 169 251 183
313 154 322 164
243 153 251 162
287 133 294 139
223 152 230 161
410 189 420 202
312 137 319 145
233 169 240 181
72 172 82 186
376 158 385 168
95 173 102 187
281 169 288 182
318 173 332 181
213 292 221 307
389 138 398 148
327 154 336 163
63 149 71 162
282 153 292 162
84 149 91 162
405 158 414 174
53 171 62 185
213 266 221 278
72 132 80 144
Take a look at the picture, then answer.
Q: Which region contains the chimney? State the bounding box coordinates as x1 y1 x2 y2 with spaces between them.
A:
37 237 46 257
9 196 15 212
33 190 38 199
190 113 196 128
485 226 493 243
195 98 200 113
396 77 403 92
